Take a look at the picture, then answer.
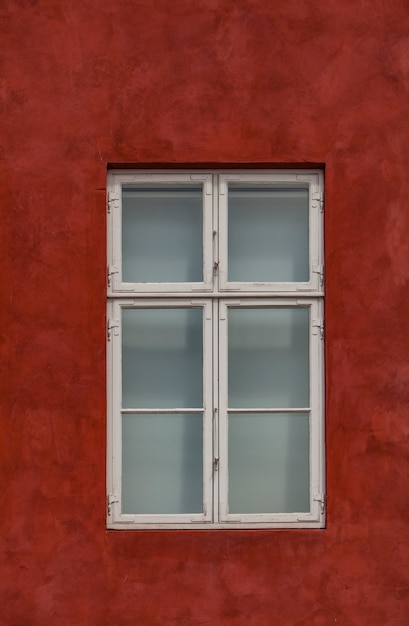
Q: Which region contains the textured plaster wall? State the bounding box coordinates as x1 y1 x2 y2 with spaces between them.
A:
1 1 409 624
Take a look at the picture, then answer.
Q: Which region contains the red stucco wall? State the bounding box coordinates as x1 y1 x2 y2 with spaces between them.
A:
1 1 409 624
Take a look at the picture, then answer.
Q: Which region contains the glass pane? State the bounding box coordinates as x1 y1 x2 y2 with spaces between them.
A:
122 308 203 408
122 185 203 283
228 412 310 513
228 186 309 282
228 307 309 408
122 413 203 514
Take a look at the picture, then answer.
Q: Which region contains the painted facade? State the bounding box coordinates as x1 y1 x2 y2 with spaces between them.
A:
1 1 409 623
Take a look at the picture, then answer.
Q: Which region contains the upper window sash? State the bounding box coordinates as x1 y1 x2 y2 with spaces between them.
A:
108 170 324 296
218 172 324 293
107 172 213 294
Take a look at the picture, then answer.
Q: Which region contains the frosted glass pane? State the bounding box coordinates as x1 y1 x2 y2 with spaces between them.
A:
228 413 310 513
228 186 309 282
122 186 203 283
122 413 203 514
228 307 309 408
122 308 203 408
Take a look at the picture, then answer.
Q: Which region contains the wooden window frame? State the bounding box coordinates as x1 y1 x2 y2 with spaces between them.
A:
107 170 325 529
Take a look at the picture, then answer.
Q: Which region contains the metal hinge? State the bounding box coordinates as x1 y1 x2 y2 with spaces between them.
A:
213 457 219 471
107 264 119 288
107 494 119 515
313 492 326 514
312 191 324 212
107 318 119 341
312 318 324 340
107 192 120 213
312 264 324 287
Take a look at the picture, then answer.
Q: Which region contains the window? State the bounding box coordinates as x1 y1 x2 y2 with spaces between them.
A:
107 170 325 529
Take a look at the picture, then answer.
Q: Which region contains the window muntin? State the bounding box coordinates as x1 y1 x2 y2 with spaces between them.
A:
107 170 324 529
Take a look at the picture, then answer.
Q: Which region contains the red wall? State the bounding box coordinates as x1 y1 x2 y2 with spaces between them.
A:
1 1 409 624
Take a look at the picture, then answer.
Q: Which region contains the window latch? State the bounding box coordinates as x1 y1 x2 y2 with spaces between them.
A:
107 319 119 341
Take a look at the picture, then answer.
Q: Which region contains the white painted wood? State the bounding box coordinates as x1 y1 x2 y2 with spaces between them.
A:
107 170 325 529
218 171 324 293
107 171 213 293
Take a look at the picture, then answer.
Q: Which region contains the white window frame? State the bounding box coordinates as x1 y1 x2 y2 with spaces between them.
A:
107 170 325 529
107 298 214 525
217 298 324 525
218 172 324 293
107 173 214 294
